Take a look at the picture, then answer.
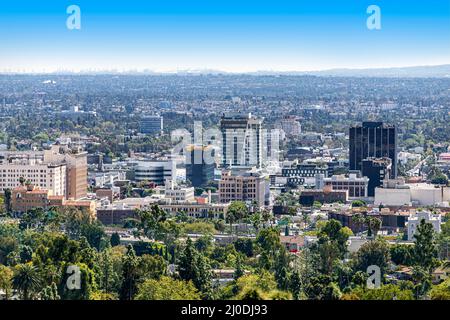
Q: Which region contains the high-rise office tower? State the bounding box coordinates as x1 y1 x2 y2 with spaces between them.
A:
185 144 216 188
349 122 397 179
220 113 263 168
362 157 392 197
140 115 163 135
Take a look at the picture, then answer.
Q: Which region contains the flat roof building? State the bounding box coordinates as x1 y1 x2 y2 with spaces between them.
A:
220 113 263 169
219 168 268 208
133 160 176 186
316 173 369 199
0 145 87 200
349 122 397 179
140 115 163 135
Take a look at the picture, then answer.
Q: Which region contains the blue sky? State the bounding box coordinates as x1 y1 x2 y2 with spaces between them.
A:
0 0 449 72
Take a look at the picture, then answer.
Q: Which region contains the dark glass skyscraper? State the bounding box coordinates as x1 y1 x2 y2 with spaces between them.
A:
185 145 216 188
362 157 392 197
349 122 397 179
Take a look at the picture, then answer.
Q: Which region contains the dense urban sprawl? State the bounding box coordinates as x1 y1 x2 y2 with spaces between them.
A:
0 74 449 300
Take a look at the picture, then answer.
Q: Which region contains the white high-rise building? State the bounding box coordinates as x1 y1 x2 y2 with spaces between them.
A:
220 113 263 169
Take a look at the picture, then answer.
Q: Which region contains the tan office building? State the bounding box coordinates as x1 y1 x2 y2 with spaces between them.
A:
0 145 88 200
43 145 88 199
219 169 267 207
0 155 66 196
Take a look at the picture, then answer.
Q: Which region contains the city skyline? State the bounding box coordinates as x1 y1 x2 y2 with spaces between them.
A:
0 0 449 305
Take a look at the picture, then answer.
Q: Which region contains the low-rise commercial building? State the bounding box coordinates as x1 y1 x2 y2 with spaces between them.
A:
160 203 229 219
140 115 163 135
299 185 348 206
96 201 229 225
132 160 176 186
374 179 411 206
328 209 409 233
11 185 95 218
96 203 138 225
316 173 369 198
375 179 450 207
163 180 195 203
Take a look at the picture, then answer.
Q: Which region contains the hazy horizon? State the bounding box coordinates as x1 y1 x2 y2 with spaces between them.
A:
1 0 449 73
0 63 450 75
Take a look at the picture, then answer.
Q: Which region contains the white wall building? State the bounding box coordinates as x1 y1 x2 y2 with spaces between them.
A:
410 184 450 207
407 211 441 241
398 151 421 165
317 173 369 199
375 179 450 207
279 116 301 137
163 179 195 203
90 171 126 187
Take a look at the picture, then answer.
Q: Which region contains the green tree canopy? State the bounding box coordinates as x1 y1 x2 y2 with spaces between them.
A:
135 276 200 300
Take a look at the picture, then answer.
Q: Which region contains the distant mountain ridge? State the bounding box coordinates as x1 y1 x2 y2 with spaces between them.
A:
296 64 450 78
134 64 450 77
243 65 450 78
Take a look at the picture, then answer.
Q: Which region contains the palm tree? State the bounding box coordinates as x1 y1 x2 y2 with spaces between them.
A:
443 260 450 269
226 201 248 235
261 209 272 227
250 212 262 233
13 263 41 300
352 214 365 234
366 216 382 237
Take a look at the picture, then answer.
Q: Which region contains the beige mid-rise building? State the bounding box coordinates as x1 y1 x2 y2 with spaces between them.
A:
0 145 87 200
219 169 267 207
0 155 66 196
44 145 88 199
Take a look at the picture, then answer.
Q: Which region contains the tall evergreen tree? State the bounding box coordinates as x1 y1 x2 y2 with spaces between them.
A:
193 253 213 299
413 219 439 272
4 188 11 214
289 270 302 300
178 238 196 281
275 248 290 290
178 238 213 299
120 245 139 300
234 254 245 280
